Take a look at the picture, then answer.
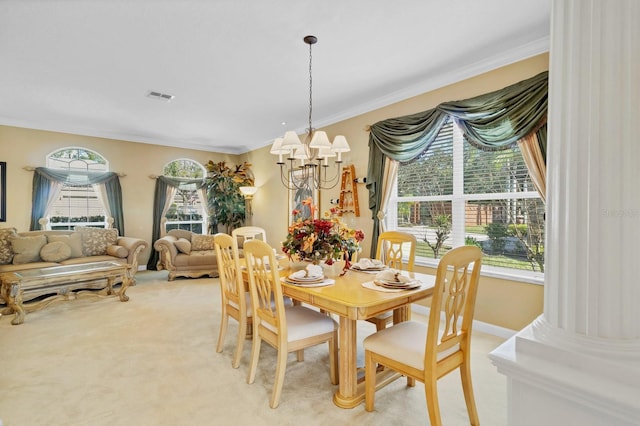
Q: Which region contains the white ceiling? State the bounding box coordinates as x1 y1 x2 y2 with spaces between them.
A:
0 0 550 154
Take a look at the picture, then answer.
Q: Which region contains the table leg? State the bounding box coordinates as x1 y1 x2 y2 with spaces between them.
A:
119 271 131 302
333 316 359 408
6 284 25 325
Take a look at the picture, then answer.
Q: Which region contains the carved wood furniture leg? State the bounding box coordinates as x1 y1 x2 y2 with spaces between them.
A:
106 276 115 296
6 283 25 325
119 269 132 302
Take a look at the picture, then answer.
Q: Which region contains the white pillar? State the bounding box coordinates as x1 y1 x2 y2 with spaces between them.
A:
490 1 640 424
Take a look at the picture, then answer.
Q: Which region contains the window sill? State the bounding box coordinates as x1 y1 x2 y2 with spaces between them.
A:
415 258 544 286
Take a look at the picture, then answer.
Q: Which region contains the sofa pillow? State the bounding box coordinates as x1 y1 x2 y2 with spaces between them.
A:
106 244 129 258
174 238 192 254
167 229 193 241
47 233 83 258
191 234 216 251
40 241 72 262
0 227 18 265
11 235 47 264
75 227 118 256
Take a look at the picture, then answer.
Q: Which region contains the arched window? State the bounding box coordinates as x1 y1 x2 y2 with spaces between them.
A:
163 159 207 234
45 147 110 230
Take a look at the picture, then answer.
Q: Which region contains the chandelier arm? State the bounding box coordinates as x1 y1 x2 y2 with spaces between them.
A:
317 162 343 190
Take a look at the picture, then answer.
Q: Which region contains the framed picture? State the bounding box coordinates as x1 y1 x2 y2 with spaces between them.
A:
288 168 320 226
0 162 5 222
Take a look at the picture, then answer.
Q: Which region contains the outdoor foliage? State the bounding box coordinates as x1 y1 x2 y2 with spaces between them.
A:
424 214 451 258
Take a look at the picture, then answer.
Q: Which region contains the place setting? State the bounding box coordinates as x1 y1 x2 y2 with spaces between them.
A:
281 264 335 287
350 258 388 273
362 269 423 292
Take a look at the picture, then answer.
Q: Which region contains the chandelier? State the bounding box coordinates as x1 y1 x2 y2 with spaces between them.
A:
270 35 350 191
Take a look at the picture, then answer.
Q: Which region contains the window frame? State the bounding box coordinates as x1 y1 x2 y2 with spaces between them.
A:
45 147 109 230
162 159 207 235
386 121 545 284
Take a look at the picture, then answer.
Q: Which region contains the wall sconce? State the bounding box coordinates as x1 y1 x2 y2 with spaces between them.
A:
239 186 258 216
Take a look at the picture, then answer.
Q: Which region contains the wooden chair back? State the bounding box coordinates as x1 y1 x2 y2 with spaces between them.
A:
232 226 267 246
426 245 482 372
375 230 417 272
243 239 286 345
213 232 247 368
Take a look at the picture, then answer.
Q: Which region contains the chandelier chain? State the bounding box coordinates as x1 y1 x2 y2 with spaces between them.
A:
308 39 313 134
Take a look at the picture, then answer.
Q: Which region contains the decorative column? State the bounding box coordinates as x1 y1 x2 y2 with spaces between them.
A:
490 1 640 425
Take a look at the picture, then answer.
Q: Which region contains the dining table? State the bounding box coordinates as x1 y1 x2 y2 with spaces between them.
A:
277 262 436 409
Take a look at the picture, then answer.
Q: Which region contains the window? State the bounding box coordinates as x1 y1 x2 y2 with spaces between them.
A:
388 118 545 276
46 147 108 230
163 159 207 234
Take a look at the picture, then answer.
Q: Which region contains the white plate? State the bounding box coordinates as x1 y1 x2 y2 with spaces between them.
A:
281 277 335 287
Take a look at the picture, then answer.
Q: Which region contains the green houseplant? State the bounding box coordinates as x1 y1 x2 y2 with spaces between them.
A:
205 161 254 234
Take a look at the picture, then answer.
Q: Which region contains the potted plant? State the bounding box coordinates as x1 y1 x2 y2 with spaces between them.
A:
205 161 254 234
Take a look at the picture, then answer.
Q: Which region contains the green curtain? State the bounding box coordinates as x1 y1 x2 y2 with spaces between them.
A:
29 167 125 232
366 71 548 257
147 176 206 270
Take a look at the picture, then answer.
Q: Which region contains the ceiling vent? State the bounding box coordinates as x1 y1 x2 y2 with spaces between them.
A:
146 90 175 101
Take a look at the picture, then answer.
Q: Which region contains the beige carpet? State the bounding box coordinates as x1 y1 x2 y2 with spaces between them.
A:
0 270 507 426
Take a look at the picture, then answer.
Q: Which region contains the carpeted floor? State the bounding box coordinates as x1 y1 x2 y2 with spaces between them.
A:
0 270 507 426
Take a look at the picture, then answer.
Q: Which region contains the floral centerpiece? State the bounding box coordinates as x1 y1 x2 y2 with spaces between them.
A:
282 197 365 268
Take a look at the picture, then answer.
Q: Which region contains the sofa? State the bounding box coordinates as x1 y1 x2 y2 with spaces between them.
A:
153 229 224 281
0 227 148 302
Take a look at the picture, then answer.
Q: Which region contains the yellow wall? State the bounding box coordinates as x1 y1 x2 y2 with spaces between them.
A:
0 53 547 331
0 125 239 264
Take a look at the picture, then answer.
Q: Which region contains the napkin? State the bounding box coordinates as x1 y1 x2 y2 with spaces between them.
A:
354 258 385 269
374 269 410 283
290 264 324 279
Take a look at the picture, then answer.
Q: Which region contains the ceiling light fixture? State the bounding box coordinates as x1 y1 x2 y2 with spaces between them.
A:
270 35 350 191
146 90 175 101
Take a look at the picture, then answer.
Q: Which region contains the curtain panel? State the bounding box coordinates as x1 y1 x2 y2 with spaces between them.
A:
147 176 206 270
365 71 548 257
29 167 125 233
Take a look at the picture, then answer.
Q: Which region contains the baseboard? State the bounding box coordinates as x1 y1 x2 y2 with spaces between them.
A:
411 304 517 340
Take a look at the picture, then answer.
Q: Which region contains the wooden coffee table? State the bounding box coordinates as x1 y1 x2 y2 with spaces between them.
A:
0 261 132 325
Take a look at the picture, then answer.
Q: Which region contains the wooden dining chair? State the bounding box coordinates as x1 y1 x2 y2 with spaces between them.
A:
232 226 267 245
363 246 483 426
213 233 249 369
365 230 417 331
243 239 338 409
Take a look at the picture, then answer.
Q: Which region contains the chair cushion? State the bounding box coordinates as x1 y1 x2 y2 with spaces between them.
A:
363 321 460 370
363 321 427 370
284 305 337 342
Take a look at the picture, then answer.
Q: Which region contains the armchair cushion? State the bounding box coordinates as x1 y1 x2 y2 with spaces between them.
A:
191 234 216 251
174 238 192 254
40 241 72 262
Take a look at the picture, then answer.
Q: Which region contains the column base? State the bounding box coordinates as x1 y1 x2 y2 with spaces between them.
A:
489 316 640 426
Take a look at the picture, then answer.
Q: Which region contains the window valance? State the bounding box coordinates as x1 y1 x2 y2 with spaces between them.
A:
365 71 548 253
